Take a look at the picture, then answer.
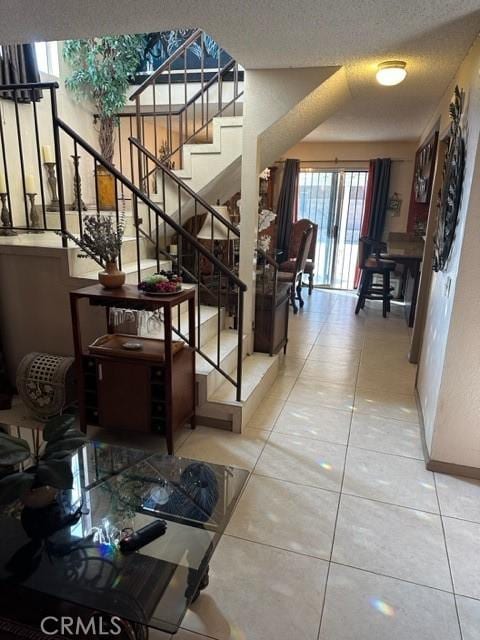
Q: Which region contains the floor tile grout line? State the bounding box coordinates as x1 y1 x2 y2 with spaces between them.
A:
315 334 360 640
432 471 464 640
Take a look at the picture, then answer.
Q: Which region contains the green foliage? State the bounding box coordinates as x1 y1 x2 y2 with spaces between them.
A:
56 213 125 269
0 433 31 466
0 415 87 506
63 35 146 118
63 35 146 161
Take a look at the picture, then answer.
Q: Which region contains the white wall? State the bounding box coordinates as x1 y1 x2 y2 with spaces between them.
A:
0 42 99 227
281 140 417 234
417 36 480 470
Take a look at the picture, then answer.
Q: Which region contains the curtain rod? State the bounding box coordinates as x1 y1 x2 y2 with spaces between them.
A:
275 158 405 164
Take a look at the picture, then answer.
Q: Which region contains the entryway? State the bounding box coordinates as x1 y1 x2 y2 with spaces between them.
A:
298 169 368 290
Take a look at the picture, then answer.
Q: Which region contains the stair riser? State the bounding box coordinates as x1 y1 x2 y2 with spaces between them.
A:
69 237 150 276
196 333 247 405
45 212 138 237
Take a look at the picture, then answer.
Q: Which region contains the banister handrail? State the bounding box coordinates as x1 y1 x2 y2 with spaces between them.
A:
55 116 247 291
0 81 60 91
129 29 203 100
129 136 240 237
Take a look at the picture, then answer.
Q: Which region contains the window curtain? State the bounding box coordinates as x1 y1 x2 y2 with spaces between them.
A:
0 44 42 103
276 158 300 261
354 157 392 287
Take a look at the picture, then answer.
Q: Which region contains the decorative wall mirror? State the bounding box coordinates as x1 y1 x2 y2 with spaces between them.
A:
433 86 465 272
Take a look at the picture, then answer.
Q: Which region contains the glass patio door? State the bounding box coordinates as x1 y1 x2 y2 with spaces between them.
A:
297 169 368 289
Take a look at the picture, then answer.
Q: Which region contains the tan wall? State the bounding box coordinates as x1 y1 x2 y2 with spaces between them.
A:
0 247 104 381
280 140 417 235
417 36 480 469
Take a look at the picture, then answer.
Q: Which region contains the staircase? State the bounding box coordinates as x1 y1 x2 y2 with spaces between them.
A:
0 33 280 432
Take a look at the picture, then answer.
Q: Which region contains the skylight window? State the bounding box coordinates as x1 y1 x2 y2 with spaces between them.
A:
34 41 59 77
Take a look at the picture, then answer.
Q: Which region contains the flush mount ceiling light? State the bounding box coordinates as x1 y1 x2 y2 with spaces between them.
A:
376 61 407 86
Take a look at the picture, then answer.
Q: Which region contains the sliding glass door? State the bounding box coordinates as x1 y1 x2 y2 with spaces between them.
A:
298 169 368 289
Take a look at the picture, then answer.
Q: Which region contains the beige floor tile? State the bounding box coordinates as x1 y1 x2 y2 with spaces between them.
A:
288 378 355 411
319 564 461 640
265 375 297 400
255 432 346 491
277 355 307 377
456 595 480 640
183 536 328 640
348 412 424 459
332 495 452 591
315 332 365 350
177 426 269 471
354 389 419 423
343 447 438 512
284 342 313 358
435 474 480 524
273 402 351 445
443 516 480 599
308 344 362 364
299 359 359 386
356 365 416 395
246 395 286 430
226 474 339 558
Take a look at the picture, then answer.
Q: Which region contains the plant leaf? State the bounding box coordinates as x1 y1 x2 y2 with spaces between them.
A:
36 460 73 490
0 472 34 505
43 415 77 443
0 433 31 466
44 435 86 459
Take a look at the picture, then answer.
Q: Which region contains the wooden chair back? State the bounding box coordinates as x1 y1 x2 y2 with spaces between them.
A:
288 219 318 261
295 224 314 275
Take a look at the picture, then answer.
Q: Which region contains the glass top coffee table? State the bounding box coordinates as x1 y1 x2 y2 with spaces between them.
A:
0 440 248 637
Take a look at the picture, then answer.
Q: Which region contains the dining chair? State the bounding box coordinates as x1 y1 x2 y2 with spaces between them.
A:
355 236 396 318
278 224 314 313
279 219 318 294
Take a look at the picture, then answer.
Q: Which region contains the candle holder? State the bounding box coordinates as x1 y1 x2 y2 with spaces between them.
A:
0 193 17 236
44 162 60 212
26 193 44 233
69 154 87 211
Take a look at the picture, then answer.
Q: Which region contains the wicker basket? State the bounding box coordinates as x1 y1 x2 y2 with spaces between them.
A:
16 352 76 419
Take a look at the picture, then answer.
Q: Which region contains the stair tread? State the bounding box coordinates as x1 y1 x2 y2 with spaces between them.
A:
196 330 244 375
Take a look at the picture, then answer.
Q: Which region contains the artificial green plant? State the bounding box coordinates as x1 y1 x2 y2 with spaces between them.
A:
63 35 147 164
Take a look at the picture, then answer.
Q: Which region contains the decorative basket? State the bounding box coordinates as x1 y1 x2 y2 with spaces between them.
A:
16 352 76 419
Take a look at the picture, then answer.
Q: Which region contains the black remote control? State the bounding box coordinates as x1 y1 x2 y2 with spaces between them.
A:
119 520 167 554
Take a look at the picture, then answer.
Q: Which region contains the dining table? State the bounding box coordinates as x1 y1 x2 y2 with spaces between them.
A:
381 233 425 327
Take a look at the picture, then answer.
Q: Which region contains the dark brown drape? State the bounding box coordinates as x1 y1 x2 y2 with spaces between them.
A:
0 44 42 102
354 158 391 287
276 158 300 261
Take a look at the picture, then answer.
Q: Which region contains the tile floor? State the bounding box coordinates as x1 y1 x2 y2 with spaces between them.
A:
4 288 478 639
152 289 480 640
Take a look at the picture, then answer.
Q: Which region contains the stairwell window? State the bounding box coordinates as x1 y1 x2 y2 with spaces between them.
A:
34 41 59 77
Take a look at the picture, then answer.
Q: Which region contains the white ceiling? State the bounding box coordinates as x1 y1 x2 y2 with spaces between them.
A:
1 0 480 141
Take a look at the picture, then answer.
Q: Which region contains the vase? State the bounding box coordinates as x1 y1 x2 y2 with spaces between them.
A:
98 261 125 289
22 485 58 509
21 490 82 540
95 165 116 211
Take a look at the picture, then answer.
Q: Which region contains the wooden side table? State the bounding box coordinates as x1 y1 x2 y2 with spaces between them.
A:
70 284 196 454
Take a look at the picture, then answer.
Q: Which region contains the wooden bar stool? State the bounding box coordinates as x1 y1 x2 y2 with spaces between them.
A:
355 237 396 318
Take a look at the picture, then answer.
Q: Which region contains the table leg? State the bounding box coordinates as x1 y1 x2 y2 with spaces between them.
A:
69 293 87 434
163 306 173 455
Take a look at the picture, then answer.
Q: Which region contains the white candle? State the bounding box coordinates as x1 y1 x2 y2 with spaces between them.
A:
25 174 36 193
170 244 178 256
42 145 54 163
0 173 6 193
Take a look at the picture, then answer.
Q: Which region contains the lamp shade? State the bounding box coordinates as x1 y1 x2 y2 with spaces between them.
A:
197 206 231 241
376 61 407 86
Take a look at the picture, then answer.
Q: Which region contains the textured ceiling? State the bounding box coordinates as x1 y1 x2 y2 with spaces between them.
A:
1 0 479 141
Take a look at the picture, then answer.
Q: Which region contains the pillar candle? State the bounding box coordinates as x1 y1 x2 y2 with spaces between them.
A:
0 173 6 193
25 175 36 193
42 145 54 163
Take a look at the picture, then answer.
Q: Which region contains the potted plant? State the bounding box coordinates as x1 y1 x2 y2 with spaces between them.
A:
63 36 146 209
0 415 87 538
58 213 126 288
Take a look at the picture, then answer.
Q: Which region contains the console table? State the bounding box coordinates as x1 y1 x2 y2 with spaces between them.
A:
70 284 196 454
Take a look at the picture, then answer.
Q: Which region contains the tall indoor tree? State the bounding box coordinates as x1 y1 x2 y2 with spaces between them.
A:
63 35 146 165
